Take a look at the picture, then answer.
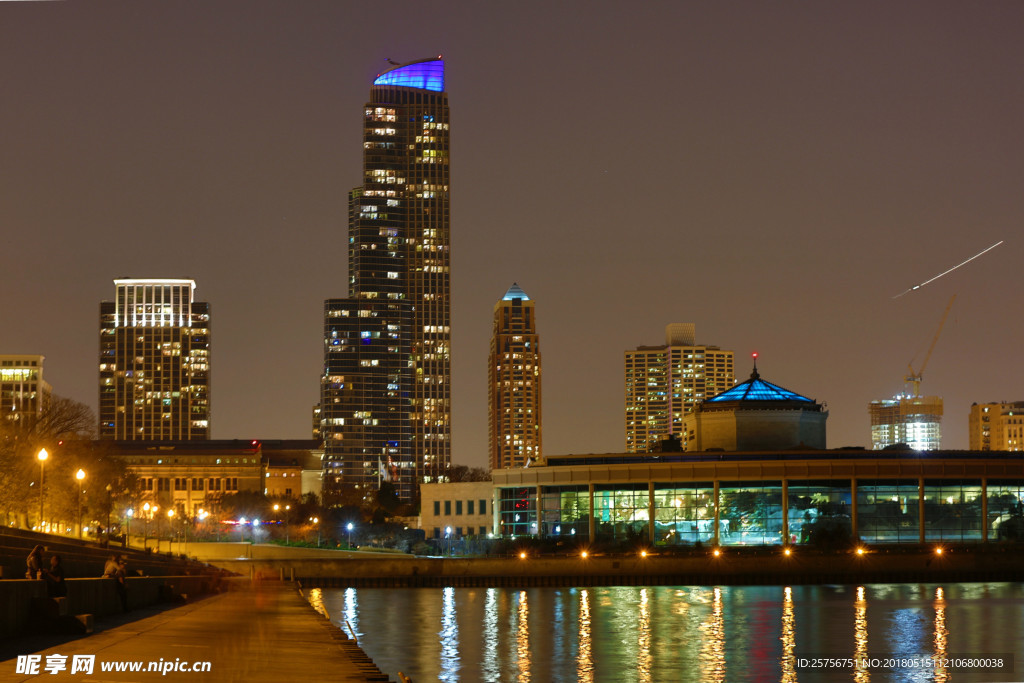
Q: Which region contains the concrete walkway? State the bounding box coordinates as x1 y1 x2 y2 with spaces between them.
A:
1 582 394 682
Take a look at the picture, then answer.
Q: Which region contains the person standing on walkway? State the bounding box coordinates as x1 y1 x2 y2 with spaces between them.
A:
26 545 44 579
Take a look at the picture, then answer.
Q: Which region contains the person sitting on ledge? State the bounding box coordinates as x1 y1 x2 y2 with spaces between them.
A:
44 554 66 598
103 554 129 611
26 545 44 580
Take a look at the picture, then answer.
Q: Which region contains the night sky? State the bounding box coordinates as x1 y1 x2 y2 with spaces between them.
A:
2 2 1021 469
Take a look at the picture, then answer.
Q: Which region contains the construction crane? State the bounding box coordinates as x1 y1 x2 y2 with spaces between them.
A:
905 294 956 397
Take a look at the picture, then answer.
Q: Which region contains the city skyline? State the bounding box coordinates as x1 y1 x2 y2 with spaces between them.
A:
1 3 1021 470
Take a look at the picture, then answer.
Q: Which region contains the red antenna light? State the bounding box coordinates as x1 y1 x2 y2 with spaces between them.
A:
752 352 759 360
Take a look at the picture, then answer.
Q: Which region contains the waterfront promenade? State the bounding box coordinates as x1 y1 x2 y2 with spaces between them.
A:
1 582 396 683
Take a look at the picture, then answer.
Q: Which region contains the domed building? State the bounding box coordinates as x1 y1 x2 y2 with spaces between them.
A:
683 358 827 451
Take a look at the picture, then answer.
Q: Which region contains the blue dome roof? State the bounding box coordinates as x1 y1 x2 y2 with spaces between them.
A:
502 283 530 301
373 59 445 92
705 368 813 403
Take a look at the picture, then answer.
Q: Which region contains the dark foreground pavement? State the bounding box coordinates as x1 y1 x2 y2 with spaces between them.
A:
0 582 394 683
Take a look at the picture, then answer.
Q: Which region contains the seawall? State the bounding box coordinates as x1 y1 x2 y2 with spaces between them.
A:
206 547 1024 588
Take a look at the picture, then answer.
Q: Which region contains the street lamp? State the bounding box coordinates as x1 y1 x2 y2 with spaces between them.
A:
285 505 291 543
346 522 354 549
445 526 452 556
75 469 86 539
37 448 48 530
126 508 134 549
142 502 154 550
167 508 175 553
311 517 320 547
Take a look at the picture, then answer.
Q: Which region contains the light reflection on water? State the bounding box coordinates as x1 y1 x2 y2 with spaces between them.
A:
577 589 592 683
318 582 1024 682
515 591 529 682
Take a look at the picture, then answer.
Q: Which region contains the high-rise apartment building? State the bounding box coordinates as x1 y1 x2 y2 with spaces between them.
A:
969 402 1024 451
624 324 735 453
99 279 210 440
489 284 541 469
321 58 451 502
868 395 943 450
0 354 51 426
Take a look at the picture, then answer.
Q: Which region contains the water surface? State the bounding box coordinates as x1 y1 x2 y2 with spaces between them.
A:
308 583 1023 682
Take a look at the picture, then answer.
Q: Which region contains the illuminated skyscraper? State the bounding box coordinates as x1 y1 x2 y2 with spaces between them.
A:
321 58 451 502
868 395 943 450
624 324 734 452
0 354 51 425
489 284 541 469
969 401 1024 451
99 279 210 440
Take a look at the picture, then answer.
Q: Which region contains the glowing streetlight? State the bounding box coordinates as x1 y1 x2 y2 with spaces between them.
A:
126 508 134 548
347 522 354 549
75 469 86 539
445 526 452 556
311 517 320 547
37 448 48 530
167 508 176 552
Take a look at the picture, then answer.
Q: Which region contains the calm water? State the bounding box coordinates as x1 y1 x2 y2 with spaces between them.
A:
307 583 1024 682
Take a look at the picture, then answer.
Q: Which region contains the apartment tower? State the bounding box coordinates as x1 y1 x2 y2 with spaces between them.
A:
99 279 210 440
625 324 734 452
489 283 542 469
0 354 51 426
321 58 451 502
969 401 1024 451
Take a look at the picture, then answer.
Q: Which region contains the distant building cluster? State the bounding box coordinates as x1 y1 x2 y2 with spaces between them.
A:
7 56 1022 544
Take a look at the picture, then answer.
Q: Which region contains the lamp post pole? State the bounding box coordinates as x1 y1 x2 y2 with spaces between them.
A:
105 484 112 546
347 522 354 549
167 509 175 554
37 449 48 530
76 469 86 539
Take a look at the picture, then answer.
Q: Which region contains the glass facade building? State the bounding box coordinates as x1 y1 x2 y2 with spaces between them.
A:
321 58 451 502
99 279 210 440
493 450 1024 546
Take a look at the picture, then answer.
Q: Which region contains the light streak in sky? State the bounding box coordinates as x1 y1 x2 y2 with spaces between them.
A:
893 240 1004 298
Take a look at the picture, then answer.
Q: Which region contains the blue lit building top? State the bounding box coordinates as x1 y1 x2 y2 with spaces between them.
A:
502 283 530 301
704 368 814 404
373 58 445 92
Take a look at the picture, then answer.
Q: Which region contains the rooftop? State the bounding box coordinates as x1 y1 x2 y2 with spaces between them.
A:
373 58 445 92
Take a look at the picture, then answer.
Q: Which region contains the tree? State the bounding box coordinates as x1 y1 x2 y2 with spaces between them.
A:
447 464 490 482
0 395 95 528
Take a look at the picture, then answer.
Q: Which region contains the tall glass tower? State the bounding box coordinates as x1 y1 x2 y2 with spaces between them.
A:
321 58 451 503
